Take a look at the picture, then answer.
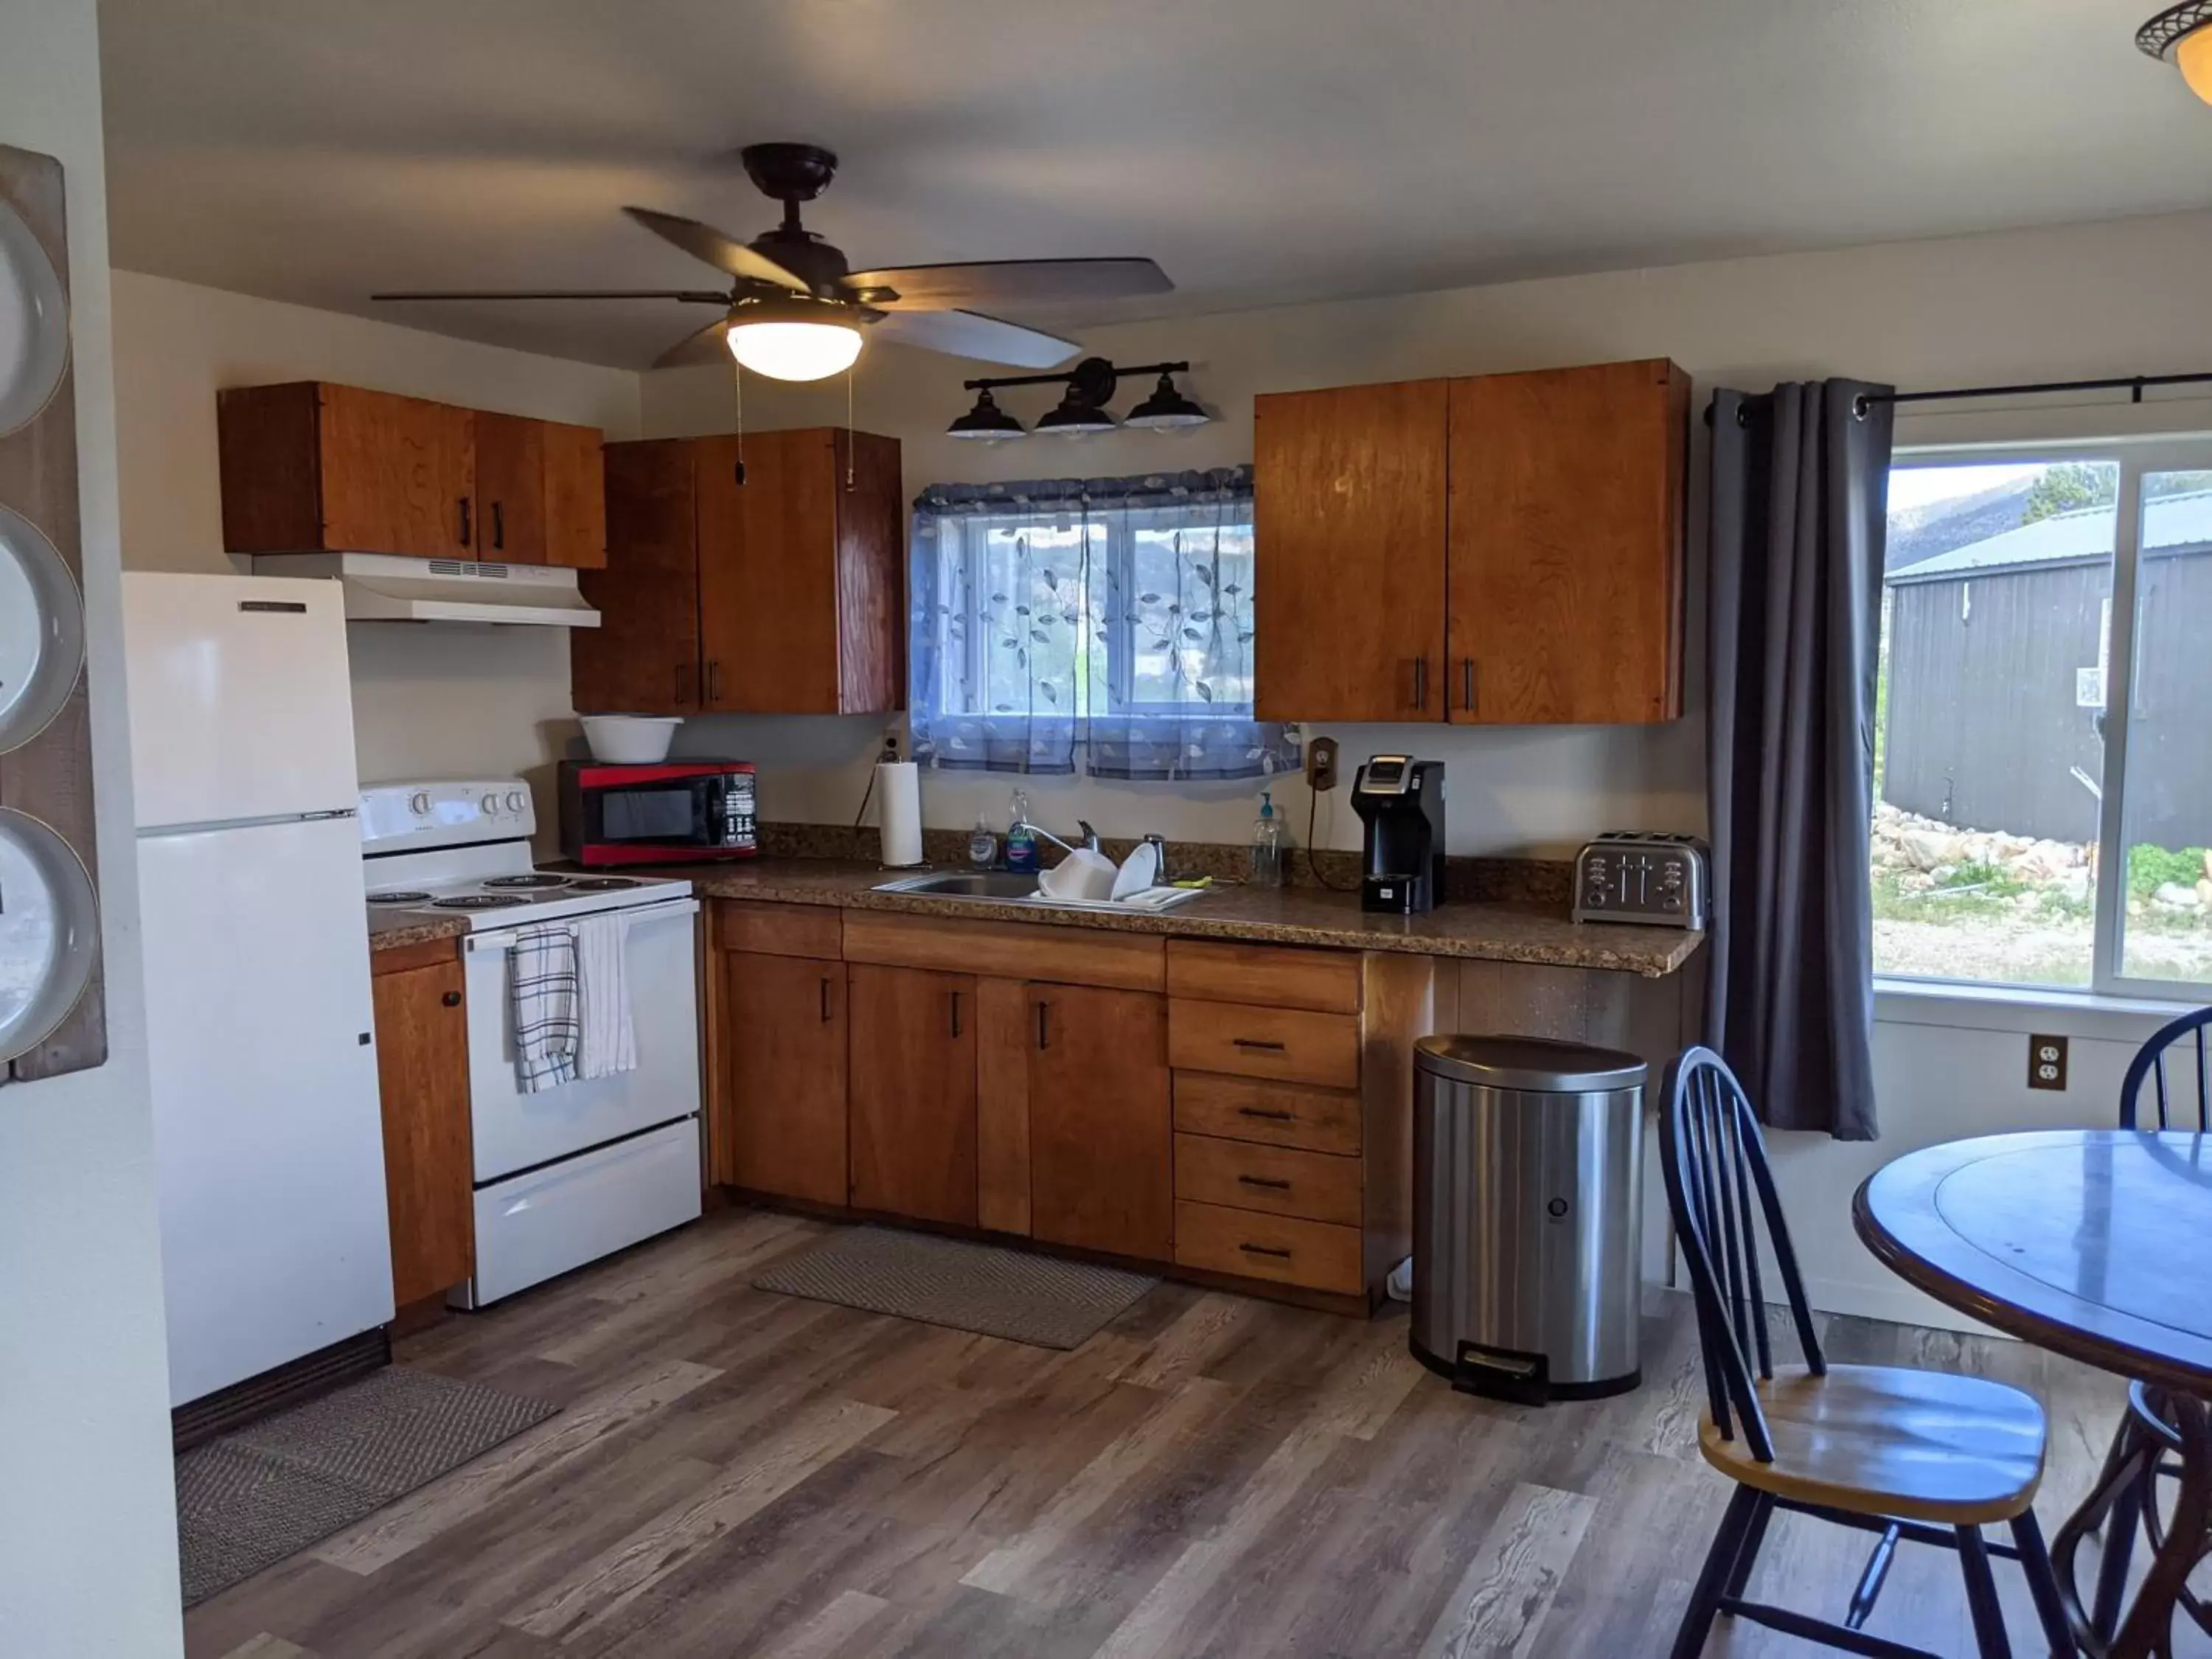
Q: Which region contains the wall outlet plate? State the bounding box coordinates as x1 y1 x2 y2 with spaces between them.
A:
1306 734 1340 793
2028 1033 2069 1091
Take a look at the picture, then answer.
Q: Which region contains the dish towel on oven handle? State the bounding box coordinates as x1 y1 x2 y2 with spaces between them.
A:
511 924 580 1093
575 912 636 1080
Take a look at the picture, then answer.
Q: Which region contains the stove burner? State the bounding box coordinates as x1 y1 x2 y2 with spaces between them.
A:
567 877 641 891
429 894 530 911
366 891 433 905
483 874 573 891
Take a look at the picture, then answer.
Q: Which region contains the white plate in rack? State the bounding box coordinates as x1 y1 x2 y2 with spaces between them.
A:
0 807 100 1065
0 198 68 439
0 504 85 754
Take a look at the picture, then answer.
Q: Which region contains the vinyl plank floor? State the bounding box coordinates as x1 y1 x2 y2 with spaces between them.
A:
182 1206 2143 1659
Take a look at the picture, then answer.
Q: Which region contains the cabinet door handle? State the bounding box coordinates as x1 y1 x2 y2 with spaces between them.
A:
1237 1106 1295 1122
706 660 722 704
1237 1174 1292 1191
1232 1037 1287 1052
948 990 962 1039
1461 657 1475 714
673 661 689 706
441 990 462 1008
819 976 834 1023
1239 1242 1293 1259
459 495 473 548
1412 656 1427 712
491 500 505 551
1035 1001 1050 1051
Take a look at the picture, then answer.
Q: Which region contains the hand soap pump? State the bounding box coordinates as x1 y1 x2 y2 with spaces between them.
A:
1248 787 1285 888
1005 789 1040 874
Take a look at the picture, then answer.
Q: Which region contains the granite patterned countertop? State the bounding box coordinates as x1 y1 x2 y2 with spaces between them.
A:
366 910 473 953
667 858 1703 978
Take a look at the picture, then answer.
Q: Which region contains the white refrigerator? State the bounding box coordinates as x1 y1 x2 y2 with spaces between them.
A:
123 573 394 1408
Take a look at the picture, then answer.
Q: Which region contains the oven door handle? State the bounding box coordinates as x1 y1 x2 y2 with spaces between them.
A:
464 897 701 953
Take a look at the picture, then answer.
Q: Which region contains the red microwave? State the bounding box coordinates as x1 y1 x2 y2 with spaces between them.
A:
558 759 757 866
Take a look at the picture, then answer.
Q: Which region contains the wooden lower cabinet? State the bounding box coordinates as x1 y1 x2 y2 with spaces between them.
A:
370 943 473 1307
720 950 848 1206
847 964 978 1227
1027 984 1172 1262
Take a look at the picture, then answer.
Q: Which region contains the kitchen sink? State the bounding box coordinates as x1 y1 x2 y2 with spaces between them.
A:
872 870 1210 912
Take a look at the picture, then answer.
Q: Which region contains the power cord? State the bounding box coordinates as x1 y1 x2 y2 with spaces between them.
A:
1305 785 1359 893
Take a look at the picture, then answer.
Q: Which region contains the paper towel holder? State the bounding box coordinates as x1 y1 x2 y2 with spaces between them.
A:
867 734 930 870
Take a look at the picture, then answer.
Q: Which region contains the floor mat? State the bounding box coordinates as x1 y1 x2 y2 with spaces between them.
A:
175 1365 558 1606
754 1225 1156 1349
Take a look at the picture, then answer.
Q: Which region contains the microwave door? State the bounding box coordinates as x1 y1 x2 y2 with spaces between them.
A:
599 784 703 845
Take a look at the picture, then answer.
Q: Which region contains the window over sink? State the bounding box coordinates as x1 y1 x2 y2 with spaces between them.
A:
1876 443 2212 996
908 467 1298 780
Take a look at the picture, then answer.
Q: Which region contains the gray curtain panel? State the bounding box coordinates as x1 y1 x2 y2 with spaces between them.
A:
1706 380 1895 1140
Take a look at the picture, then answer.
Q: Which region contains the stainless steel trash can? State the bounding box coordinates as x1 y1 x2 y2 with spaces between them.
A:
1411 1034 1647 1404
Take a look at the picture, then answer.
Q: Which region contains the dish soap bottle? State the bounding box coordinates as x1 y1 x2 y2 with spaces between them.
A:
1249 787 1285 888
967 812 999 869
1005 789 1040 873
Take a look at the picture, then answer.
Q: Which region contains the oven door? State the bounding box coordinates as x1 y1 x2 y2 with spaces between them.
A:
462 897 702 1182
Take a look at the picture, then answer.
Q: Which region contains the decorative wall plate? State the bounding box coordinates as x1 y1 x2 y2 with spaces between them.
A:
0 807 100 1065
0 198 69 439
0 503 85 754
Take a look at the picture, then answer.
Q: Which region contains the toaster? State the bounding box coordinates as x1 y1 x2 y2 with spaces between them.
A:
1573 833 1709 928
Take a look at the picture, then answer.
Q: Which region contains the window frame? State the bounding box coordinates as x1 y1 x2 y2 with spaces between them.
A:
1884 434 2212 1002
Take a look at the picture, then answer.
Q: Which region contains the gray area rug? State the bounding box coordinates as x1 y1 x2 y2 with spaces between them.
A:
754 1225 1156 1349
175 1366 558 1605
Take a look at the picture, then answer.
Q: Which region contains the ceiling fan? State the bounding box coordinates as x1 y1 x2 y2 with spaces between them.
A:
372 142 1172 382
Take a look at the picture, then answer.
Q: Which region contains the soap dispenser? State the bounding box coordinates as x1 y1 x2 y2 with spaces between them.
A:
1249 787 1285 888
1005 789 1040 873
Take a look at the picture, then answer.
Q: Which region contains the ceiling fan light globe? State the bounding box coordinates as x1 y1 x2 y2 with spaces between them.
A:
2181 23 2212 101
726 320 863 381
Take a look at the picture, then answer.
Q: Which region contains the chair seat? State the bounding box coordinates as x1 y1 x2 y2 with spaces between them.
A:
1698 1363 2048 1526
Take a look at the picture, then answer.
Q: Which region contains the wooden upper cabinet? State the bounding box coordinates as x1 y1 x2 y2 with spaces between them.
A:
1253 379 1450 723
1447 359 1688 724
692 428 903 714
574 440 700 715
370 945 473 1307
220 382 474 557
847 963 978 1227
217 380 605 566
1028 984 1172 1262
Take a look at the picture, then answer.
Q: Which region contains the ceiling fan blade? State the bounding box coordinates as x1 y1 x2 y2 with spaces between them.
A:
624 207 810 293
845 257 1171 310
870 308 1079 369
372 288 732 303
653 316 735 370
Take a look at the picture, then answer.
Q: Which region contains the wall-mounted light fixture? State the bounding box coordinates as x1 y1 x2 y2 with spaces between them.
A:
945 356 1209 441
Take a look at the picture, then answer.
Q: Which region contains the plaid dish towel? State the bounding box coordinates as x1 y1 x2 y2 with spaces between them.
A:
512 924 580 1093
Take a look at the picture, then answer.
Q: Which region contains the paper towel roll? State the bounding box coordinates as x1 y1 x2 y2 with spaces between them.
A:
877 760 923 866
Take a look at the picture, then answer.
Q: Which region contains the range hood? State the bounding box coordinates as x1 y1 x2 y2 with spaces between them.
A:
250 552 602 628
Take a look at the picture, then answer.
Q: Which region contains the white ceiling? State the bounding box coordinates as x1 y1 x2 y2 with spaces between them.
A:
98 0 2212 369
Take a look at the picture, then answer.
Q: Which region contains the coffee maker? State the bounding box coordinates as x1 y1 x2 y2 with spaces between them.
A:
1349 755 1446 914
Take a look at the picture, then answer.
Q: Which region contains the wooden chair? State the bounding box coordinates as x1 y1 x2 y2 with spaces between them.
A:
1660 1046 2073 1659
2085 1004 2212 1638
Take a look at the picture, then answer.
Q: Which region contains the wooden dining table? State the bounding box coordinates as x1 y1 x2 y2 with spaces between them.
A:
1856 1129 2212 1659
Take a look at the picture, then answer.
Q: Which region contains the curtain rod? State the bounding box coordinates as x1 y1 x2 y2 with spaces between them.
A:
1704 370 2212 427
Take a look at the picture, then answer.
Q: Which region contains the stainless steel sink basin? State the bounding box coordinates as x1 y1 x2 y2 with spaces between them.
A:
872 869 1210 912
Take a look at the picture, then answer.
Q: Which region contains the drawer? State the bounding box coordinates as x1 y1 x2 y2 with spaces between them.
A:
1167 999 1360 1088
1174 1134 1360 1226
1174 1072 1361 1155
714 900 841 961
1174 1200 1363 1295
1166 939 1360 1014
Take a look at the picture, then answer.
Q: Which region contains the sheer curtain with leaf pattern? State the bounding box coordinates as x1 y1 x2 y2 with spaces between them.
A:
909 468 1299 779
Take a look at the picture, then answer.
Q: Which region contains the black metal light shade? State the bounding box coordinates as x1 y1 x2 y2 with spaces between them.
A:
1034 388 1119 436
1123 371 1211 431
946 386 1026 441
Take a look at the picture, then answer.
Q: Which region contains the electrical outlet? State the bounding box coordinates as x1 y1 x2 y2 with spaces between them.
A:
2028 1033 2069 1091
1306 735 1340 793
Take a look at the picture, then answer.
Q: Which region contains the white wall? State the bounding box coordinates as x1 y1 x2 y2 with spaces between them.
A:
108 269 639 804
0 4 184 1654
641 209 2212 1329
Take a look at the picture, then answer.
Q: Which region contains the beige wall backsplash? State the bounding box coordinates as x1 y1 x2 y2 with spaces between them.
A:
106 268 636 792
646 207 2212 860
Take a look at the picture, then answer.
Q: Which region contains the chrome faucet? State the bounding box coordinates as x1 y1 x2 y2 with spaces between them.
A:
1016 817 1101 857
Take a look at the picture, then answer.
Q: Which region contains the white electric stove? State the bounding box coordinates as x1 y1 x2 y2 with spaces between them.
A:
362 779 703 1308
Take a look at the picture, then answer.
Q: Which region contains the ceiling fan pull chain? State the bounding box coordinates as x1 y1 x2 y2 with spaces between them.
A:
731 361 746 487
846 365 856 492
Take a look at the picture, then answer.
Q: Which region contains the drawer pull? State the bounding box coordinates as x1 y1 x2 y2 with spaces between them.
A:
1237 1106 1296 1122
1231 1037 1288 1051
1237 1175 1292 1191
1239 1242 1293 1259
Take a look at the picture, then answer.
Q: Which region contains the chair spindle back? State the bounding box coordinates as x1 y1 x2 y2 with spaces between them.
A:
2119 1006 2212 1133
